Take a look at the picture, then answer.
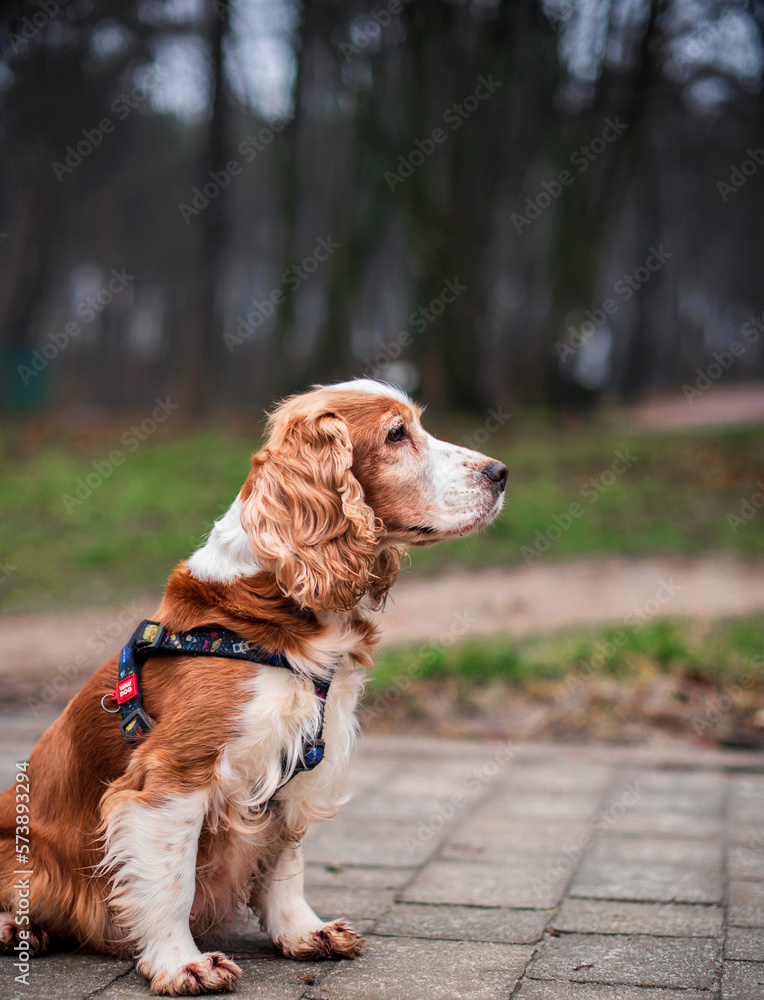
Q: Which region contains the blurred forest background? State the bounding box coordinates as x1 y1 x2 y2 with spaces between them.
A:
2 0 764 746
2 0 764 414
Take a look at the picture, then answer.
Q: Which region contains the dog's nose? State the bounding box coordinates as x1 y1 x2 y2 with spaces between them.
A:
482 461 508 492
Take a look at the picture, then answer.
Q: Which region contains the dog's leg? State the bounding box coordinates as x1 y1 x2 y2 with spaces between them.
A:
0 787 52 956
0 911 50 955
258 842 364 960
102 785 241 996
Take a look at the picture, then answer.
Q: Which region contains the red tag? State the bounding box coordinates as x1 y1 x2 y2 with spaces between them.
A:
116 674 138 704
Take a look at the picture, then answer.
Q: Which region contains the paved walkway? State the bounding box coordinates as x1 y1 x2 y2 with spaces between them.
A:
1 717 763 999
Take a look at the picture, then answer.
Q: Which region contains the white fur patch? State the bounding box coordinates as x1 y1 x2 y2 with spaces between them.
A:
288 611 372 679
217 647 363 824
425 430 503 527
101 787 210 976
219 667 323 812
275 655 364 830
187 496 260 583
247 662 364 951
322 378 412 406
258 843 325 949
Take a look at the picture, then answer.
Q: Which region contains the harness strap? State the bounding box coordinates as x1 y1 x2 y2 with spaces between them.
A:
103 620 330 785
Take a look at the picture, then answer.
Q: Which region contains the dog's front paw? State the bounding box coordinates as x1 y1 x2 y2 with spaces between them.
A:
145 951 242 996
279 918 365 960
0 912 50 955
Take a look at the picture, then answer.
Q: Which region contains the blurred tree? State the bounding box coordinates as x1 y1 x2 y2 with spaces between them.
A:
0 0 763 414
182 0 230 411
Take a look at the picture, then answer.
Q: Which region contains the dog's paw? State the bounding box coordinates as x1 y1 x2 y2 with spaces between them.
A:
279 918 365 960
147 952 242 996
0 912 50 954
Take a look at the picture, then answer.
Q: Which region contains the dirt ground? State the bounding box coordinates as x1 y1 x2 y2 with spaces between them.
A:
1 555 763 744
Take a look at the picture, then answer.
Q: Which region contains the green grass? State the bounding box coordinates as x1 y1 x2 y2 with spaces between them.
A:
409 419 764 573
1 413 763 612
368 615 764 695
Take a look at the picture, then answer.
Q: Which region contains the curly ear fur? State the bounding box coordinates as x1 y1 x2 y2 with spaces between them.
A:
367 544 406 608
241 410 392 611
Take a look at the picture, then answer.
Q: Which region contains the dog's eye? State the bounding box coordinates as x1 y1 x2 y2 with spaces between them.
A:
387 425 406 443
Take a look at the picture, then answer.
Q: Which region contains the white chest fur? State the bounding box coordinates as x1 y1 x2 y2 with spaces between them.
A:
216 656 364 831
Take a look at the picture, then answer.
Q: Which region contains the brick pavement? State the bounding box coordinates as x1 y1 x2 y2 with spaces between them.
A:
1 715 763 999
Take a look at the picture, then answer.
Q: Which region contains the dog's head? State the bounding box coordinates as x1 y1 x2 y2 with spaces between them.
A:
240 380 507 611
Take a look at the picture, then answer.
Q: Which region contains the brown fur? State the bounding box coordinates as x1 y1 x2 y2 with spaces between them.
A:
0 382 505 993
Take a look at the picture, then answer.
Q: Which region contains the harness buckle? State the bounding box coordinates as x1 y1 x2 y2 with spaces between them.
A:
134 622 165 655
119 707 153 743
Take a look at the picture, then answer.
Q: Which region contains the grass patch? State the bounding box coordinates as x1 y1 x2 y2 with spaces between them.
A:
369 616 764 694
1 413 763 612
364 616 764 744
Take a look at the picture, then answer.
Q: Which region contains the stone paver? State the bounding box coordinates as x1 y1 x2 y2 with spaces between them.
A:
304 863 415 890
588 836 722 868
400 856 569 908
97 960 330 998
609 811 724 838
1 729 763 998
725 926 764 961
442 817 592 855
515 982 711 1000
721 960 764 1000
569 859 723 903
527 932 720 990
302 937 533 1000
304 815 439 866
375 902 548 943
303 887 396 922
552 898 724 937
729 881 764 927
0 953 132 1000
729 844 764 881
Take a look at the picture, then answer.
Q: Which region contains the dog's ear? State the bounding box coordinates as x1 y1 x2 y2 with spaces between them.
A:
241 410 382 611
367 545 406 608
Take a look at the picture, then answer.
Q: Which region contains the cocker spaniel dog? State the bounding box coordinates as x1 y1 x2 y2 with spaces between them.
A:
0 380 507 996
